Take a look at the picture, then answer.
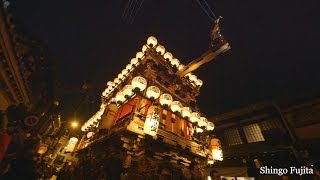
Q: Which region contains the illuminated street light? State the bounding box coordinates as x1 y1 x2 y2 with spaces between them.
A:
71 121 79 128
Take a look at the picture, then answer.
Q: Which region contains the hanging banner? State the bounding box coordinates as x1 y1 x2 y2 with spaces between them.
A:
143 105 160 136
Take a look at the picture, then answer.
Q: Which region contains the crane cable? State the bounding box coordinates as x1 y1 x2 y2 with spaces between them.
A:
195 0 217 22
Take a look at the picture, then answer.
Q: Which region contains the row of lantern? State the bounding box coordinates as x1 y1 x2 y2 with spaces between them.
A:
102 36 203 98
146 36 203 88
81 104 106 131
111 75 214 131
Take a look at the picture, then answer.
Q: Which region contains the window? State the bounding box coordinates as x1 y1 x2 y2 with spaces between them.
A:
243 124 265 143
224 128 243 146
259 118 282 131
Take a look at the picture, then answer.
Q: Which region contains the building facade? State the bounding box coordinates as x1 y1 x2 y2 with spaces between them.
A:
210 95 320 179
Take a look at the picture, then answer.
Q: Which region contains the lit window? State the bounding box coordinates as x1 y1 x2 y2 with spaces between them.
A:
224 128 243 146
243 124 265 143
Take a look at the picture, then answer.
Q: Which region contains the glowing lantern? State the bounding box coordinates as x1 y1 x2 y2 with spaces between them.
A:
190 112 200 123
196 79 203 87
181 107 191 119
190 74 197 82
102 91 107 96
141 45 148 54
109 98 116 104
123 85 134 98
196 127 204 133
81 125 86 131
37 145 48 155
171 58 180 67
142 45 148 53
126 64 133 71
163 52 173 61
107 81 112 86
146 86 161 100
198 117 208 127
156 45 165 55
114 78 120 84
178 64 185 71
207 122 215 131
147 36 158 47
131 76 147 92
143 105 160 136
121 69 128 77
210 138 223 161
170 101 182 113
116 91 126 103
130 58 138 66
159 93 173 106
118 73 123 79
99 103 119 129
65 137 79 152
184 73 192 79
136 52 144 60
87 132 94 138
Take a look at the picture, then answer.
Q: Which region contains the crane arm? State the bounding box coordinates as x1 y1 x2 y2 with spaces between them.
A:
176 16 231 77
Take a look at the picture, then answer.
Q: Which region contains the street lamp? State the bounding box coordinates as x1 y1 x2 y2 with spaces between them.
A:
70 121 79 129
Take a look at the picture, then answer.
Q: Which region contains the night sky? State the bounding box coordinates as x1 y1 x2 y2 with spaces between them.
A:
11 0 320 121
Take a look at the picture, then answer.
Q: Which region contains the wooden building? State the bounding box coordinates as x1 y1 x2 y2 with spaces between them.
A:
210 94 320 179
73 34 229 179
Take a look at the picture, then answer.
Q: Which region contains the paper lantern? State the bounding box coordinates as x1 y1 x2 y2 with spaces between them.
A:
189 74 197 82
114 78 120 84
195 79 203 87
130 58 138 65
86 132 94 138
196 127 204 133
102 91 107 96
146 86 161 100
170 101 182 113
107 81 112 86
163 52 173 61
184 73 192 79
121 69 128 77
207 122 215 131
143 105 160 136
115 91 126 103
37 145 48 155
126 64 133 71
198 117 208 127
131 76 147 92
156 45 165 55
159 93 173 106
171 58 180 67
190 112 200 123
118 73 123 79
178 64 185 71
100 103 118 129
123 85 134 98
65 137 79 152
136 52 144 60
181 107 191 119
142 45 148 53
147 36 158 47
211 138 223 161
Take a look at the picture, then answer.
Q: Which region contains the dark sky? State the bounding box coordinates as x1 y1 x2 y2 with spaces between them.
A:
12 0 320 121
